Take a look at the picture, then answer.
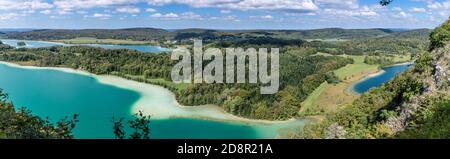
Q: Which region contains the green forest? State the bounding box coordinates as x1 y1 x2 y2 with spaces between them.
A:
0 25 432 121
294 19 450 139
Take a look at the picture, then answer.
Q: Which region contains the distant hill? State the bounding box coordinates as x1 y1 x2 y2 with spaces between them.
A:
3 27 431 42
5 28 173 41
385 28 431 39
0 28 36 33
286 28 393 39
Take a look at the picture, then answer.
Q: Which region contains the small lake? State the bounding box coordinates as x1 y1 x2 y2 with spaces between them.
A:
353 64 412 94
0 39 168 53
0 63 305 139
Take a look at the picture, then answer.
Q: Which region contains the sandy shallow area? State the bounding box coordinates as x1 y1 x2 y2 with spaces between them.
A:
0 61 302 125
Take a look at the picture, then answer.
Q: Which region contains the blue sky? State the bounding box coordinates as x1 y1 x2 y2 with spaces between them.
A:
0 0 449 29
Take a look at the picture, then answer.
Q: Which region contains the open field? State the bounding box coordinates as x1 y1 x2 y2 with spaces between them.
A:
53 37 155 45
299 81 329 116
333 55 379 80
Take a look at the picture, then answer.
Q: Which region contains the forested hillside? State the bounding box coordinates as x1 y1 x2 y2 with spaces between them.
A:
4 27 429 43
295 18 450 139
0 45 353 120
4 28 171 41
0 26 432 121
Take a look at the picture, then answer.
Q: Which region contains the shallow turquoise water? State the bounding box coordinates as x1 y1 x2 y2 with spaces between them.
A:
0 64 304 139
0 39 167 53
353 64 411 94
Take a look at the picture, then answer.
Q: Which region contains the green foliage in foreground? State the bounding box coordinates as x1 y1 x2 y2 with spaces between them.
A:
112 111 151 139
296 18 450 139
398 99 450 139
0 45 353 120
430 18 450 51
0 89 79 139
296 52 433 139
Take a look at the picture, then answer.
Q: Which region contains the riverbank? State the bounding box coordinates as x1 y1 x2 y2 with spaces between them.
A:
0 61 305 125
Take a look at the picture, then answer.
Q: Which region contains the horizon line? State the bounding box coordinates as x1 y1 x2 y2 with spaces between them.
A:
0 27 433 31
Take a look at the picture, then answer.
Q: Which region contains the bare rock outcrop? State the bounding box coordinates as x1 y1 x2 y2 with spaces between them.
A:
384 43 450 134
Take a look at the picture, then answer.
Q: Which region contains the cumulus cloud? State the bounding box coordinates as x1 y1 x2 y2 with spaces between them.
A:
392 7 402 11
145 8 157 12
409 7 426 13
146 0 319 13
151 12 178 18
261 15 273 19
116 6 140 14
0 0 53 11
220 10 231 14
180 12 203 20
84 13 112 19
150 12 204 20
0 13 21 20
321 5 378 17
315 0 359 9
40 9 52 14
53 0 140 12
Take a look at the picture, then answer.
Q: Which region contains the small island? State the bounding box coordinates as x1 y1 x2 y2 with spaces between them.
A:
16 41 26 47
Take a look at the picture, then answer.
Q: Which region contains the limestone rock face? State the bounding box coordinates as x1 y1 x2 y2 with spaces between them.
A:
432 43 450 91
325 123 347 139
384 43 450 134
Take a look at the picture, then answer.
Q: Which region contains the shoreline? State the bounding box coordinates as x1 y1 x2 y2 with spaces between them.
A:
1 39 171 52
346 62 413 95
0 61 303 125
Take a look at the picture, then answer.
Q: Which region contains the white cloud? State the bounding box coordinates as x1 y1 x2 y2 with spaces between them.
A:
150 13 162 17
220 10 231 14
56 9 72 15
409 7 426 13
23 10 36 14
180 12 202 20
427 1 450 10
321 5 378 17
146 0 319 13
0 13 21 20
399 11 409 17
150 11 205 20
391 11 413 19
145 8 157 12
315 0 359 9
392 7 402 11
54 0 140 10
0 0 53 11
84 13 112 19
76 10 88 14
262 15 273 19
150 12 178 19
116 6 140 14
40 9 52 14
250 15 274 21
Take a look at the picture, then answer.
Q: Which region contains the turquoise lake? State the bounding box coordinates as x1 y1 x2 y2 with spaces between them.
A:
0 39 168 53
353 64 412 94
0 63 304 139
